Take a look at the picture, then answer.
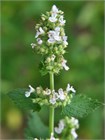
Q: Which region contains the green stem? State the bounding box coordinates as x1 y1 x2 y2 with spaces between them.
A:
49 73 54 136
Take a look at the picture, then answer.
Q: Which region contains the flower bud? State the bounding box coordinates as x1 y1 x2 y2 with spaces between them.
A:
46 66 53 70
40 48 45 53
45 57 51 63
36 87 42 94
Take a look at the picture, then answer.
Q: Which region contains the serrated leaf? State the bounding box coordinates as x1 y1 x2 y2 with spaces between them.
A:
8 88 41 111
62 94 102 118
24 112 49 139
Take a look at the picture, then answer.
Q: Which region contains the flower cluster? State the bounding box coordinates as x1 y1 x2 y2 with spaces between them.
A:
55 117 79 140
25 84 76 107
31 5 69 74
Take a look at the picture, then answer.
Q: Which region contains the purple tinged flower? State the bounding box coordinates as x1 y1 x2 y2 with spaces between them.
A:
48 27 61 44
59 15 66 25
61 59 69 71
58 88 66 100
37 38 43 45
49 90 59 105
62 36 68 45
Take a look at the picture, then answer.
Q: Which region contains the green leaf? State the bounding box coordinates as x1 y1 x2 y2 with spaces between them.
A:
24 112 49 139
62 94 102 118
8 88 41 111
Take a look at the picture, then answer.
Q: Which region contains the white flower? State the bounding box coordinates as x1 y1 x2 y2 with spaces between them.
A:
31 43 36 49
50 133 56 140
54 27 61 41
49 5 59 23
45 88 51 95
48 30 57 44
62 36 68 45
66 84 76 93
39 27 44 34
37 38 43 45
48 27 61 44
70 117 79 128
59 16 66 25
58 88 66 100
49 97 56 105
49 90 59 105
49 14 57 23
35 27 44 38
55 120 65 134
71 128 78 139
25 85 35 97
61 59 69 71
51 5 59 14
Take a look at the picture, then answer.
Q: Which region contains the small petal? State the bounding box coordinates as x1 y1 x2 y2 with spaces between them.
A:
54 35 61 41
55 127 62 134
62 59 69 71
25 85 35 97
39 27 44 34
35 31 40 38
66 84 70 92
49 16 57 22
70 86 76 93
55 119 65 134
59 16 66 25
66 84 76 93
35 27 44 38
55 27 60 32
71 128 78 139
62 36 68 45
37 38 43 45
29 85 35 93
59 120 65 130
25 91 31 97
48 38 55 44
31 43 36 49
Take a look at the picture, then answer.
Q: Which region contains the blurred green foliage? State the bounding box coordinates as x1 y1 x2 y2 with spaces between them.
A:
1 1 104 139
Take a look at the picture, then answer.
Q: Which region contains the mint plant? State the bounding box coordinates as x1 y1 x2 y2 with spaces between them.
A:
8 5 102 140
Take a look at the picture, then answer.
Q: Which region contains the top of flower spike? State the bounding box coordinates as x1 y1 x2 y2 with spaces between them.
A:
31 5 69 75
51 5 59 14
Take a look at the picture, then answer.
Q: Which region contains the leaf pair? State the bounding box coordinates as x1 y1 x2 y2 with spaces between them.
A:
7 88 102 118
